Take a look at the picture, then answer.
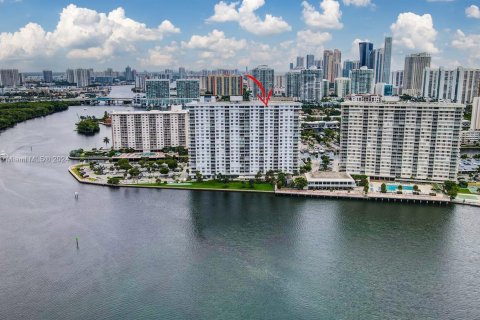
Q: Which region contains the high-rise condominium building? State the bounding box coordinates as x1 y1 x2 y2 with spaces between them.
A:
0 69 20 87
66 69 75 84
371 48 384 84
176 79 200 99
125 66 134 82
306 54 315 69
350 67 374 94
421 67 480 104
334 78 351 98
296 56 305 69
382 37 392 83
251 65 274 99
111 107 188 152
403 52 431 96
391 70 404 88
339 101 463 182
300 67 323 102
73 69 91 88
322 80 330 97
289 63 294 70
146 79 170 106
471 97 480 131
343 60 360 78
43 70 53 83
323 49 342 82
206 75 243 96
286 70 301 98
187 101 301 177
359 42 374 68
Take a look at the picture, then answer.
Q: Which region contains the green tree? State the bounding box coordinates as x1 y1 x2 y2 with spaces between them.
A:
277 172 287 188
195 171 203 182
380 183 387 193
363 184 369 194
294 177 308 190
321 155 330 171
103 136 110 148
117 159 132 171
413 185 419 192
255 171 263 183
160 167 170 175
128 167 140 182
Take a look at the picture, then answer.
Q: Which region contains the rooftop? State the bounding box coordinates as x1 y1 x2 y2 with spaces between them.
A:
306 171 354 180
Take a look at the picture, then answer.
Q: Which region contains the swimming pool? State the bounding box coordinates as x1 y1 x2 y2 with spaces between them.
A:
386 184 414 192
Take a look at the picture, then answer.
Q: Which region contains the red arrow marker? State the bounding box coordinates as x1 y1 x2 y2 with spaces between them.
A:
246 74 272 107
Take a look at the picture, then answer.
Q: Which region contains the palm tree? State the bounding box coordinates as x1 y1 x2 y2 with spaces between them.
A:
103 136 110 149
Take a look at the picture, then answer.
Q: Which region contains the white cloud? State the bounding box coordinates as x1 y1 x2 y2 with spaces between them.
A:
343 0 371 7
207 0 291 36
181 29 247 60
390 12 438 54
451 30 480 62
0 4 180 61
0 23 51 60
301 0 343 30
466 5 480 18
297 29 331 48
139 43 180 67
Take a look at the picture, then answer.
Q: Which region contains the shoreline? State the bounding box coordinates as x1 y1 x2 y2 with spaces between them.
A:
69 165 480 206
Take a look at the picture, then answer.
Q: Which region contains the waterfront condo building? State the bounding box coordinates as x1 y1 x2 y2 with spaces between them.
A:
176 79 200 99
187 101 301 178
111 107 188 152
206 75 243 96
339 101 463 182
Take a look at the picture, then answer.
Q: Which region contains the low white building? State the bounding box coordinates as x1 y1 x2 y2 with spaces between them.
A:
305 172 356 190
462 130 480 145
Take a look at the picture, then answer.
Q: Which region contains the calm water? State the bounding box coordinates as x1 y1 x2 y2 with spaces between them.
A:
0 106 479 319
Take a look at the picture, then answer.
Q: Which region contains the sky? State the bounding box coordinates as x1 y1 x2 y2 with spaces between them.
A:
0 0 479 72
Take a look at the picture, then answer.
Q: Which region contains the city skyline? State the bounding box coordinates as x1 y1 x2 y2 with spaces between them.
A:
0 0 479 71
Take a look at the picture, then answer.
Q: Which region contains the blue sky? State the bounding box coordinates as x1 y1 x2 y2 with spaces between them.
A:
0 0 478 72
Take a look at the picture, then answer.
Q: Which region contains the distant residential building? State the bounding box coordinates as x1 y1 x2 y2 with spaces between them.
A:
146 79 170 106
296 56 305 69
306 54 315 69
251 65 274 99
300 67 323 102
334 77 351 98
176 79 200 99
382 37 393 83
43 70 53 83
73 69 91 88
274 74 286 96
472 97 480 131
374 83 393 96
339 101 463 182
421 67 480 104
111 108 188 152
403 52 431 96
289 62 294 70
125 66 134 82
322 80 330 97
350 67 374 94
0 69 20 87
359 42 374 68
343 60 360 78
371 48 384 84
286 71 301 99
66 69 75 84
323 49 341 82
187 101 301 177
135 74 148 91
462 130 480 145
206 75 243 96
391 70 404 88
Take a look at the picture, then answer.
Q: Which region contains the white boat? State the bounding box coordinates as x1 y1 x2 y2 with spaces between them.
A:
0 151 7 161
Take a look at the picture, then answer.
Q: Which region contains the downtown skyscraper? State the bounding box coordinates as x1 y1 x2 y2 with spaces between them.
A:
382 37 392 83
403 53 431 96
359 42 374 68
252 65 274 99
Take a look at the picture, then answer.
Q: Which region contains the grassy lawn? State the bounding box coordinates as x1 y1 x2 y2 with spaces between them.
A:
458 188 472 194
133 180 274 192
